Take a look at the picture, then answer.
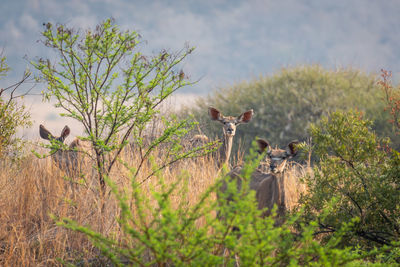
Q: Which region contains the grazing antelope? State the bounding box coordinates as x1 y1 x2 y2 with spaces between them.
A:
227 139 299 218
208 107 254 169
39 124 81 176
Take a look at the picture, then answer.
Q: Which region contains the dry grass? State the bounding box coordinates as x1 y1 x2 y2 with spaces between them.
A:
0 143 308 266
0 153 106 266
283 162 310 211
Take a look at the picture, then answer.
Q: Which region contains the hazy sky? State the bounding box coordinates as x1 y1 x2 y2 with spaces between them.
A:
1 0 400 95
1 0 400 137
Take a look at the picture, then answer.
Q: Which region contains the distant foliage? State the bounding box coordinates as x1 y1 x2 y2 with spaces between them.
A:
0 55 31 158
186 65 399 155
300 110 400 248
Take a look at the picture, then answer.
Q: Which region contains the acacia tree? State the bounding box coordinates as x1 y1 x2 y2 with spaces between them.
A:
33 19 197 195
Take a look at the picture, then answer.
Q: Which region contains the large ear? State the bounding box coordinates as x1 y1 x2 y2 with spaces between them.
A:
286 140 299 157
256 138 270 154
60 125 71 140
208 107 223 121
39 124 55 140
237 109 254 124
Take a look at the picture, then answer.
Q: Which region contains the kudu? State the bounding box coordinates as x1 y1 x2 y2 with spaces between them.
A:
208 107 254 169
227 139 299 219
39 124 82 176
184 134 211 159
189 134 209 147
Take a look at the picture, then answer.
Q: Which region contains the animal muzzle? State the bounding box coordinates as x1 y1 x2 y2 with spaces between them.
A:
270 160 286 173
226 127 235 135
270 165 278 173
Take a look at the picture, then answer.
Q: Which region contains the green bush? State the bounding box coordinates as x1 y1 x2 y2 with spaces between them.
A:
0 54 31 159
186 65 399 158
56 145 400 266
300 110 400 249
32 19 214 196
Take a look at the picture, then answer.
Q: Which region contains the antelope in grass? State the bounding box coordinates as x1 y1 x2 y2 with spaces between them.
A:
39 124 82 176
189 134 210 147
227 139 299 219
208 107 254 169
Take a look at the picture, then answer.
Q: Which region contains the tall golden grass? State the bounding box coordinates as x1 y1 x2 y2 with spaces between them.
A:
0 142 307 266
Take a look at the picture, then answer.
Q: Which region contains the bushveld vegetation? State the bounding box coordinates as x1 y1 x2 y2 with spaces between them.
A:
1 19 400 266
188 65 400 155
0 51 32 159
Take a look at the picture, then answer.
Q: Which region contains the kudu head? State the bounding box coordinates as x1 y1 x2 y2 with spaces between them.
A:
209 107 254 168
39 124 79 174
208 107 254 137
256 139 299 173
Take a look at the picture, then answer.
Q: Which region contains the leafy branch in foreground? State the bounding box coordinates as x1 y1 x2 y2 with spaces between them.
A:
55 146 400 266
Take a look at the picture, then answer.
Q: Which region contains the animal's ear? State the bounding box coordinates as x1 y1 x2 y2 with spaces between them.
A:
39 124 54 140
60 126 71 140
286 140 299 157
256 138 270 154
237 109 254 124
208 107 223 122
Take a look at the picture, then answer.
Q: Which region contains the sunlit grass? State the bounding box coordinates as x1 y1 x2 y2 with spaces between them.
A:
0 141 307 265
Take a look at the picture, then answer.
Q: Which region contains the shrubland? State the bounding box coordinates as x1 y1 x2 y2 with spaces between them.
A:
299 110 400 248
185 65 400 156
1 19 400 266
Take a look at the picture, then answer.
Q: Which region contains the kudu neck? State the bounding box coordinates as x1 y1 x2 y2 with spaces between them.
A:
217 133 234 169
272 171 287 217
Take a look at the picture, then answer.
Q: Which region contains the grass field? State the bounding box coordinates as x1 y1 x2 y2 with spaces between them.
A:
0 141 307 266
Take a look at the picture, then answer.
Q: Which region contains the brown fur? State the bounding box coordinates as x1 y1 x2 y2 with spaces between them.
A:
189 134 209 147
256 173 284 218
208 107 254 169
39 124 87 177
226 139 299 220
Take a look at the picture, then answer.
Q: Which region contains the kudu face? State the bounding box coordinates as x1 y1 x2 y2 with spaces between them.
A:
208 107 254 137
257 139 299 173
39 124 78 174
